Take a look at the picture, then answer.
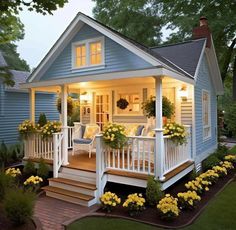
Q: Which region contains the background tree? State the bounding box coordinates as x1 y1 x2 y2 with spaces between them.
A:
93 0 163 46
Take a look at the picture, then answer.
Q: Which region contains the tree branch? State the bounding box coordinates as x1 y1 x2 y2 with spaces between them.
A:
233 54 236 100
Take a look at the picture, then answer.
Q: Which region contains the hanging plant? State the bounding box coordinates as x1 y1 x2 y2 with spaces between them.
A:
117 98 129 110
57 96 74 117
142 96 174 119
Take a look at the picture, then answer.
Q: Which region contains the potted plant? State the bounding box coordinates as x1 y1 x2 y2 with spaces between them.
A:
142 96 174 124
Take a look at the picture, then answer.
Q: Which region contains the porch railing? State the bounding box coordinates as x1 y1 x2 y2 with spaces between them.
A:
53 132 64 178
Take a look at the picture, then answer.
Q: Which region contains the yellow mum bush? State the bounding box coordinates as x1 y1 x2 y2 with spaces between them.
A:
18 120 36 138
157 194 180 220
220 161 234 170
24 176 43 186
163 122 187 145
5 167 21 177
41 121 62 139
123 193 145 216
198 169 219 184
185 177 211 194
212 165 227 177
100 191 121 213
103 123 127 149
224 155 236 163
177 191 201 210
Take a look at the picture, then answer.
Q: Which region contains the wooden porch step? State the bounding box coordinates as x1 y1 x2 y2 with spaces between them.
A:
42 186 96 206
163 161 194 182
106 169 149 180
48 177 96 190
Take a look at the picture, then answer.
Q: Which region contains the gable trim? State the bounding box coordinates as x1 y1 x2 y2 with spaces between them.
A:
28 13 165 83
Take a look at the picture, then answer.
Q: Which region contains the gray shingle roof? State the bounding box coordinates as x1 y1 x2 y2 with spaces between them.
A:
7 70 30 90
151 39 206 77
0 51 7 67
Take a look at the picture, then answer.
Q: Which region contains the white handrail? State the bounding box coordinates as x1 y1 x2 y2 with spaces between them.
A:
68 126 74 149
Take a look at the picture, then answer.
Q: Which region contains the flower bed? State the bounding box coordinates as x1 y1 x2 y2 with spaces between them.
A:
96 155 236 228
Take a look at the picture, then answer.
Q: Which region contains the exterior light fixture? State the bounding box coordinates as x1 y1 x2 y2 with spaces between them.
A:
179 85 188 101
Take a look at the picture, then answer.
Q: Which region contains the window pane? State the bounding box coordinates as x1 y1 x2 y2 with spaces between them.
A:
89 41 102 65
75 44 86 67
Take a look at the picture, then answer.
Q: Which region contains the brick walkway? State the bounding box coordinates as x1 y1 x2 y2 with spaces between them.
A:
34 194 97 230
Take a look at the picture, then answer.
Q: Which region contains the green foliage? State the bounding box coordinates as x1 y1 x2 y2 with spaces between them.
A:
214 144 228 160
93 0 163 47
8 142 24 163
202 155 220 171
23 160 36 177
146 176 164 206
37 158 50 179
0 172 14 201
3 189 35 225
142 96 174 118
0 141 10 168
37 113 48 127
189 168 201 180
228 146 236 155
57 96 74 117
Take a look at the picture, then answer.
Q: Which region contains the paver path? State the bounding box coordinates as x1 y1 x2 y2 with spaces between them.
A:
34 194 97 230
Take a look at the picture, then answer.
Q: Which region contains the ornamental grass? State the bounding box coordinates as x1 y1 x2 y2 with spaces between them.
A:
157 194 180 220
123 193 145 216
177 191 201 210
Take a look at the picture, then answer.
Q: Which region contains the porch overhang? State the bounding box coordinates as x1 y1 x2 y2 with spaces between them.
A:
20 67 195 89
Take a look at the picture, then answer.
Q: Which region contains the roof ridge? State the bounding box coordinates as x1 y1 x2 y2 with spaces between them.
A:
151 38 206 49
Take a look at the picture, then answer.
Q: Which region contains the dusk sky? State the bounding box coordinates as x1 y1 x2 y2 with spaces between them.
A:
16 0 95 69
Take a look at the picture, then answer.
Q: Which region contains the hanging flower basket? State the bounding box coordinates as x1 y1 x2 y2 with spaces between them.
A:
116 98 129 110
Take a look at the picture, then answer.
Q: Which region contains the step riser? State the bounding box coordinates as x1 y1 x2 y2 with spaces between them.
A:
45 191 90 206
49 181 96 196
61 167 96 179
58 172 96 185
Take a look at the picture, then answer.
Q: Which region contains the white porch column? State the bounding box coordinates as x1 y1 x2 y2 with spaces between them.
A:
154 77 165 181
61 85 69 165
29 88 35 123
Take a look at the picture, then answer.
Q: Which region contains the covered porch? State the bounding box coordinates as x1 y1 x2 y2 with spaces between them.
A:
22 72 195 197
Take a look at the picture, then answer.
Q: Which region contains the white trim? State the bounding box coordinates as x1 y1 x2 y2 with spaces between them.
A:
71 36 105 70
202 89 211 141
193 39 206 81
191 85 196 160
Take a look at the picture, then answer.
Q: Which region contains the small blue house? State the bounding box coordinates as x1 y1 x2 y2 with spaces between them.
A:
0 52 59 145
21 13 223 206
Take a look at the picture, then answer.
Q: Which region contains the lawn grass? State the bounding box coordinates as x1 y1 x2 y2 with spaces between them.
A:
67 181 236 230
228 145 236 154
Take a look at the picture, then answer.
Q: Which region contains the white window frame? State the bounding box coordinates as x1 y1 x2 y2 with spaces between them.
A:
202 89 211 140
71 37 105 70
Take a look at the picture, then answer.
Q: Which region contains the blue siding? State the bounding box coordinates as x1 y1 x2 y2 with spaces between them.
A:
0 90 59 145
41 24 152 81
195 55 217 156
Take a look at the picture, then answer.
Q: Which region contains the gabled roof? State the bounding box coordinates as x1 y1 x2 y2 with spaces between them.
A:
6 70 30 90
27 12 193 83
151 38 206 77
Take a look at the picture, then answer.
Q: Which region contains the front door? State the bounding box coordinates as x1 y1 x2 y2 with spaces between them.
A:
95 92 111 130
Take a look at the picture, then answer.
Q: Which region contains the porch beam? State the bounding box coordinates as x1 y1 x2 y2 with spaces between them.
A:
61 85 69 165
29 88 35 123
154 76 165 181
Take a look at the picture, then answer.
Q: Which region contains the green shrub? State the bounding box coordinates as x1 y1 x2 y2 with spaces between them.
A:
146 176 164 206
189 168 201 180
37 158 50 179
3 189 35 225
214 144 228 160
0 172 14 201
202 155 220 171
0 141 10 168
37 113 47 127
8 142 24 163
23 160 36 177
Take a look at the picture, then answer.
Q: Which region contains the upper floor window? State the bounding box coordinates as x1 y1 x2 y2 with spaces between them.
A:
72 37 104 69
202 90 211 140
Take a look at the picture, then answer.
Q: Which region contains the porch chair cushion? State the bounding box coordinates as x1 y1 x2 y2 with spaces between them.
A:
136 125 144 136
73 138 92 144
83 125 99 139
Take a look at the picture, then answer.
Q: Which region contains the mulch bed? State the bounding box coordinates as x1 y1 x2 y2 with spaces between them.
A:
96 169 236 228
0 205 36 230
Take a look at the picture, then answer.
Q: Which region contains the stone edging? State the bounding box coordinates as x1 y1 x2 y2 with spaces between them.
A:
62 176 235 229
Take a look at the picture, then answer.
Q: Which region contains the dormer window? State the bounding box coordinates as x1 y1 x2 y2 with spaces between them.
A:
72 37 104 70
